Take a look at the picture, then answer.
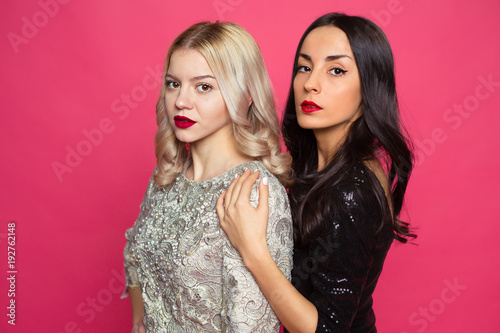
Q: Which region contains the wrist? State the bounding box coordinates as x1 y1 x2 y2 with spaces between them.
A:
242 240 272 273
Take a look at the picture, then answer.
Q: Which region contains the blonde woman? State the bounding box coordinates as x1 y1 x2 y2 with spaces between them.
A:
122 22 293 332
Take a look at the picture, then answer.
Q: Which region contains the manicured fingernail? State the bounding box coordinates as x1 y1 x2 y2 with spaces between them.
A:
262 177 268 185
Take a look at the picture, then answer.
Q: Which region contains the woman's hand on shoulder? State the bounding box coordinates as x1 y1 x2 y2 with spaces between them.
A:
216 169 270 265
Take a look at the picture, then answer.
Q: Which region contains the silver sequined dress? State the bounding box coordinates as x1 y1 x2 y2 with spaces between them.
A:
123 161 293 332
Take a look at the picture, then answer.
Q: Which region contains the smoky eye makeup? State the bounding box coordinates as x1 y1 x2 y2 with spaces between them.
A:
296 65 311 73
329 67 348 76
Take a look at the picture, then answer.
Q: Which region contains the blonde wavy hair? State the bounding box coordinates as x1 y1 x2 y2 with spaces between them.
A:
154 21 293 187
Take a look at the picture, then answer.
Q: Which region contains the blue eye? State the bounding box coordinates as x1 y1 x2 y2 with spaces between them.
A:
165 80 179 89
330 68 347 76
196 83 212 92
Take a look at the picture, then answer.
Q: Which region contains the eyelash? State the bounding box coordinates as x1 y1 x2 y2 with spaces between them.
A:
296 65 348 76
164 80 213 92
329 68 347 76
297 65 311 73
196 83 213 92
165 80 179 89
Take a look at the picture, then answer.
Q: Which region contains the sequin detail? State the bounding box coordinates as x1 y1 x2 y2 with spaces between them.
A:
289 164 392 333
124 161 293 332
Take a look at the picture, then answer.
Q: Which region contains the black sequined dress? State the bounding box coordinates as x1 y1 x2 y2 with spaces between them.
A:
288 165 393 333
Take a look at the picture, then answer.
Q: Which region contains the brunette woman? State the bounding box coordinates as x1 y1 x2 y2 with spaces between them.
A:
217 13 414 333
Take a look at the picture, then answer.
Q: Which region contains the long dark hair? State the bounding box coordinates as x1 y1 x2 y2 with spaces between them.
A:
282 13 415 248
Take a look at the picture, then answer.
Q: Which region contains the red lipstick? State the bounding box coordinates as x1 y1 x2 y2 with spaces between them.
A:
174 115 196 128
301 100 322 113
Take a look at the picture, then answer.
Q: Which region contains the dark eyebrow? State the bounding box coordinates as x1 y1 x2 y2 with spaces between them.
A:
165 73 216 82
325 54 352 61
298 53 312 61
298 53 352 62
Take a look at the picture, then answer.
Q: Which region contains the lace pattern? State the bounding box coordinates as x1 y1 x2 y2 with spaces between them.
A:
124 161 293 332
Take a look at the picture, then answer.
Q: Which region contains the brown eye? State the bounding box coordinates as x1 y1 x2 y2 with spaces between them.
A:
330 68 347 76
297 65 311 73
196 83 212 92
166 80 179 89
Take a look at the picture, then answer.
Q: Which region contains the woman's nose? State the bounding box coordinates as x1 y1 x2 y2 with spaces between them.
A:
304 70 321 93
174 87 194 110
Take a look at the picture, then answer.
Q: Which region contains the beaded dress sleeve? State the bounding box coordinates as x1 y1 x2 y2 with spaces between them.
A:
221 168 294 332
122 162 293 332
122 172 156 296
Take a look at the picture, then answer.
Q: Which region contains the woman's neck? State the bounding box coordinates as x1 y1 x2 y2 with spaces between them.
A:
186 126 252 182
314 127 346 171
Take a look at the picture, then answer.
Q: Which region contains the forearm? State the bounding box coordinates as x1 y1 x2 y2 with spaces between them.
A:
243 245 318 333
128 287 145 325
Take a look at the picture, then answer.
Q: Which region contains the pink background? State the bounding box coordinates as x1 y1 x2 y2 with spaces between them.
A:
1 0 499 332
